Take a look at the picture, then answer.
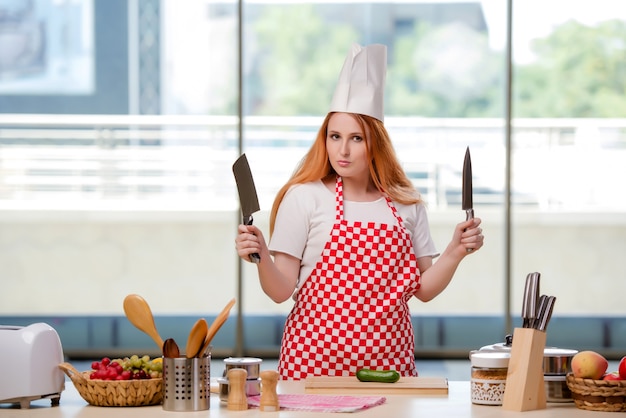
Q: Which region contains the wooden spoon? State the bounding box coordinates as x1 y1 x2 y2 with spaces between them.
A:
163 337 180 358
199 298 236 357
186 318 208 358
123 294 164 349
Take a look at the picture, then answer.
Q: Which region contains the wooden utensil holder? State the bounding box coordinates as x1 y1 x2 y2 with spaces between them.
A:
501 327 547 412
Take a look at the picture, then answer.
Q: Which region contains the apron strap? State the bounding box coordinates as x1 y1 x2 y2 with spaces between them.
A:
385 195 407 229
335 176 344 222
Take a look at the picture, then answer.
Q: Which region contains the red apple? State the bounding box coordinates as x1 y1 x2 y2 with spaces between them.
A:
571 351 609 379
619 356 626 379
603 372 622 381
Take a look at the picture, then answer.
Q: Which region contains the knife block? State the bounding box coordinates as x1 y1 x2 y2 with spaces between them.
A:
501 327 547 412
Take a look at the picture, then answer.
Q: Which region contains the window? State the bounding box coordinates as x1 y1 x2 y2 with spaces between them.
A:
1 0 623 356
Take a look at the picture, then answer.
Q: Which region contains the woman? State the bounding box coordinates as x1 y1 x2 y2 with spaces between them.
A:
235 44 484 380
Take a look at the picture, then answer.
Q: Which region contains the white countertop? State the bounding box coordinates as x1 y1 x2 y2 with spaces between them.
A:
0 379 617 417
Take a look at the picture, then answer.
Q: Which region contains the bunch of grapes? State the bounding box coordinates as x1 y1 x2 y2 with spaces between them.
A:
89 355 163 380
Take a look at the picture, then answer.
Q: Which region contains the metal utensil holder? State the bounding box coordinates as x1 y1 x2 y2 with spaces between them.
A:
163 355 211 411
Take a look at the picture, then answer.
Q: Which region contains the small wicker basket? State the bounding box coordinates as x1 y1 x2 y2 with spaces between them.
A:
566 373 626 412
59 362 163 407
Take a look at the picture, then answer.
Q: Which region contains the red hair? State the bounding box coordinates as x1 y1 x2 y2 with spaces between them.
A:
269 112 421 234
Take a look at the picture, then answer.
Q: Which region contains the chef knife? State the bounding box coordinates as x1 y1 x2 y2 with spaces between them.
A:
232 153 261 263
528 272 540 327
537 296 556 332
462 147 474 253
532 294 548 329
462 146 474 222
521 273 533 328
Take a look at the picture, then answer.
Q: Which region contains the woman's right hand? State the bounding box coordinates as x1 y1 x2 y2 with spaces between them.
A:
235 224 267 263
235 224 300 303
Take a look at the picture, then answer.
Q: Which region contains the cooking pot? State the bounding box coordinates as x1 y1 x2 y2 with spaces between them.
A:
478 343 577 374
477 340 577 403
543 347 578 375
217 377 261 402
223 357 262 379
544 375 572 403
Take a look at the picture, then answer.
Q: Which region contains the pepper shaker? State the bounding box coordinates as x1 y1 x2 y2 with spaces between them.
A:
227 368 248 410
259 370 280 412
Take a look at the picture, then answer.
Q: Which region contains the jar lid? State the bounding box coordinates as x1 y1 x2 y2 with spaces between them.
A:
224 357 262 366
470 351 510 368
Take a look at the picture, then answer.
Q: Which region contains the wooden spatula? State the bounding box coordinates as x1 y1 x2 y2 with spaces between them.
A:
123 294 164 349
198 298 236 357
186 318 208 358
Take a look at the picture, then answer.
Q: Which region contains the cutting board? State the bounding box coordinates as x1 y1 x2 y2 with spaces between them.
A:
304 376 448 395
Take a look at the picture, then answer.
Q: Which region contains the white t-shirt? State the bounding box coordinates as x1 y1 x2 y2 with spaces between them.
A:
269 180 439 295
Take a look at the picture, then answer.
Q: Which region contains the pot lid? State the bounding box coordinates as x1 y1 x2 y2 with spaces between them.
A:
543 347 578 357
224 357 262 365
479 343 577 356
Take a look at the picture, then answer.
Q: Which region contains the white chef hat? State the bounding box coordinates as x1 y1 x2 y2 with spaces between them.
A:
329 43 387 122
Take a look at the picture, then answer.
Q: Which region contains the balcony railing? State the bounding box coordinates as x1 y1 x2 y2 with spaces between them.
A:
1 114 625 212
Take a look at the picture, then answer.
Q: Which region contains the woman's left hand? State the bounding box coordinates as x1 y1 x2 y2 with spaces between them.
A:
414 217 484 302
456 217 484 255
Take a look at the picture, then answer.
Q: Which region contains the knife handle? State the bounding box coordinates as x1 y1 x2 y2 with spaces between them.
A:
465 209 475 252
244 216 261 263
521 273 533 327
532 295 548 329
538 296 556 332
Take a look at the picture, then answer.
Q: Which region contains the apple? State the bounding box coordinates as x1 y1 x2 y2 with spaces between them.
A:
619 356 626 379
571 350 608 380
603 372 622 381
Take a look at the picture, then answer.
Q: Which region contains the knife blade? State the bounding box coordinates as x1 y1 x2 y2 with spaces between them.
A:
232 153 261 263
462 146 474 221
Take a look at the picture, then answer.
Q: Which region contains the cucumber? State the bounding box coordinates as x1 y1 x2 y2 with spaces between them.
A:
356 368 400 383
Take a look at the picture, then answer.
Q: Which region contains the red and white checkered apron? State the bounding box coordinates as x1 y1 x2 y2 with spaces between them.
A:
278 177 421 380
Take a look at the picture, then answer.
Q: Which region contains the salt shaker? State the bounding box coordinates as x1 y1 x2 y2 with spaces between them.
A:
227 368 248 410
259 370 280 412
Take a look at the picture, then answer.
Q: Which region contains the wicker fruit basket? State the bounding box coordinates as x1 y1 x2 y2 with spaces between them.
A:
566 373 626 412
59 362 163 407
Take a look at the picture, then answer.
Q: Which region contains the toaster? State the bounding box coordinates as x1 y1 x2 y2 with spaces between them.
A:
0 322 65 408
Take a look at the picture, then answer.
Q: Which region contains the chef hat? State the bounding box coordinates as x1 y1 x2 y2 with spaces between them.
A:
329 43 387 122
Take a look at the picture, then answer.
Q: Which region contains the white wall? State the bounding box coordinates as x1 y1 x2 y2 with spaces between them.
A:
1 209 625 317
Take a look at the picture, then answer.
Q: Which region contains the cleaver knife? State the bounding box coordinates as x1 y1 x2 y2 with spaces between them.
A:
232 153 261 263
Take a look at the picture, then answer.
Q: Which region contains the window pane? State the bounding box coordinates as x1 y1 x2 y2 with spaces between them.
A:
0 0 241 315
512 0 626 317
241 1 506 319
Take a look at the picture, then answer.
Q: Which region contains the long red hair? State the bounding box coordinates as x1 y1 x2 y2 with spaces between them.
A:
269 112 421 235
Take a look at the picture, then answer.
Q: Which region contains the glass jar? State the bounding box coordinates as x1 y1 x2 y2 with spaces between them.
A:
470 351 510 405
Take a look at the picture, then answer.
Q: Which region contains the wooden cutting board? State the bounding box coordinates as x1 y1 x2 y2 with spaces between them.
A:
304 376 448 395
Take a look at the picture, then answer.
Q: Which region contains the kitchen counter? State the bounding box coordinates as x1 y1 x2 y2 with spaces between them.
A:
0 380 615 417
